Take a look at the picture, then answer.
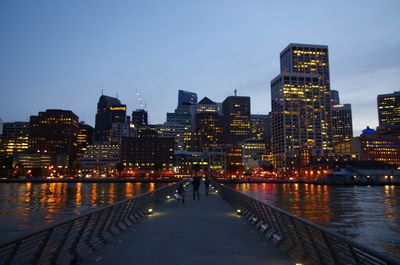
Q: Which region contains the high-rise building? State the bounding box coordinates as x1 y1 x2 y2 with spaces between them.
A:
178 90 198 106
250 114 268 140
330 90 340 105
0 118 3 135
131 109 148 128
1 122 30 156
191 97 224 151
95 95 127 142
377 91 400 128
121 132 175 177
271 43 332 172
332 104 353 146
165 112 192 151
222 96 251 144
29 109 79 166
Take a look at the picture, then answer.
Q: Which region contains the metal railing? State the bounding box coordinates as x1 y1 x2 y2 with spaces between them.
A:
212 181 400 265
0 181 183 265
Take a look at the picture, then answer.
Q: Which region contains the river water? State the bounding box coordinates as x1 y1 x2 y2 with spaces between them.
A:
0 182 398 259
233 183 400 258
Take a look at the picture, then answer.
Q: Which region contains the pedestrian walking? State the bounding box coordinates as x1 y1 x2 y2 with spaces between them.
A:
204 176 210 195
192 176 201 200
176 183 186 203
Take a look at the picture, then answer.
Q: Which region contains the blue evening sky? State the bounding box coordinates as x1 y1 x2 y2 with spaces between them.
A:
1 0 399 135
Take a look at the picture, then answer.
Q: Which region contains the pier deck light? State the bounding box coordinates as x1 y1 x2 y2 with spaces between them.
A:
236 209 242 215
166 195 171 199
147 208 153 215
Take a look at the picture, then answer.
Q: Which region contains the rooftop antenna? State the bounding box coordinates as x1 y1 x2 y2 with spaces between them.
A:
234 89 237 96
101 89 104 95
116 92 118 99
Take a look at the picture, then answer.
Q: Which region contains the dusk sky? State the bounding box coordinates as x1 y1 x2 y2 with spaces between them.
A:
1 1 399 135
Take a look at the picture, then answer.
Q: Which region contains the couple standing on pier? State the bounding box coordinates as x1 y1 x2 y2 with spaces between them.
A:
176 176 210 203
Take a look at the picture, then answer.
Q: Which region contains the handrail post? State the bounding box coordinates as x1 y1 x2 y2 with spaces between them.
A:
50 220 75 263
30 227 54 265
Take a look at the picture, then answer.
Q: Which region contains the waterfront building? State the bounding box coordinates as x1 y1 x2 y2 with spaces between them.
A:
191 97 224 151
13 153 52 169
241 138 266 170
271 43 332 172
222 95 251 144
121 132 175 177
76 143 120 170
225 144 243 178
351 127 400 167
95 95 127 142
173 150 208 177
29 109 79 166
377 91 400 129
1 122 29 156
332 104 353 146
131 109 148 128
77 122 94 156
207 147 226 177
0 118 3 135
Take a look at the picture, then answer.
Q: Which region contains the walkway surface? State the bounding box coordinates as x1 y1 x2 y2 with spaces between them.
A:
81 188 293 265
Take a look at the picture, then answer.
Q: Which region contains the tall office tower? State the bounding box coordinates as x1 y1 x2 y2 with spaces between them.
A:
222 95 251 144
29 109 79 166
178 90 198 106
330 90 340 105
1 122 29 156
166 112 192 151
332 104 353 145
271 43 332 171
95 95 127 142
250 114 268 140
192 97 224 151
0 118 3 135
377 91 400 129
132 109 148 128
77 122 94 156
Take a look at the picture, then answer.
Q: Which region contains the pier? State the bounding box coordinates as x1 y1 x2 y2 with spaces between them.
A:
0 181 399 265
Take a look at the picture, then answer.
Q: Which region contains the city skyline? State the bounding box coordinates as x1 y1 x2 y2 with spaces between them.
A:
1 1 400 135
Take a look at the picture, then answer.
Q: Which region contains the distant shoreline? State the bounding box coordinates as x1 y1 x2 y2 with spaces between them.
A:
0 178 398 186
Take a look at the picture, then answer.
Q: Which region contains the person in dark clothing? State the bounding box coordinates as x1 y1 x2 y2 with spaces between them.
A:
192 176 201 200
177 183 186 203
204 176 210 196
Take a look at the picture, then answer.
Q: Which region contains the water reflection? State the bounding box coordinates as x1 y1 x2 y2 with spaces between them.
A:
234 183 400 258
0 182 163 242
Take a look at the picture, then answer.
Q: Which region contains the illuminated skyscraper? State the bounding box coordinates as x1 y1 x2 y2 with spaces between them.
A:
271 43 332 171
29 109 79 166
95 95 127 142
222 95 251 144
377 91 400 128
